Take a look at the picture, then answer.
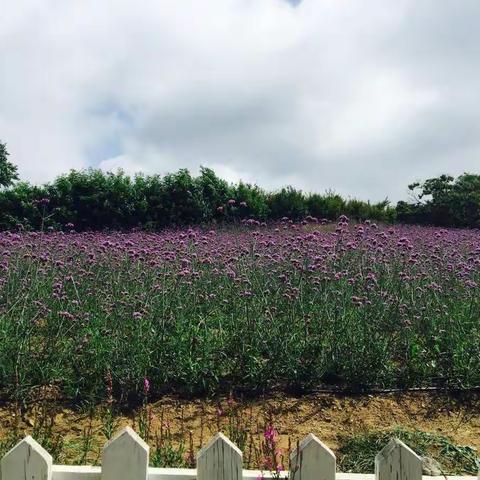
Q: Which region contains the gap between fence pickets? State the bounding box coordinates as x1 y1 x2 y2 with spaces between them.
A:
50 467 478 480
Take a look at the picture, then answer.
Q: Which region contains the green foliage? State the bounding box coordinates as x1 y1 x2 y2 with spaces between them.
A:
48 169 137 230
0 182 46 230
338 427 479 474
397 173 480 227
306 192 345 220
0 167 395 231
232 182 270 220
267 187 306 220
0 142 19 188
196 167 231 220
0 139 476 229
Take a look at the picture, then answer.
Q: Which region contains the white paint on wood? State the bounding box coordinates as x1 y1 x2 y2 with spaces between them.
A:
375 438 422 480
1 435 52 480
197 433 242 480
1 430 476 480
47 469 479 480
52 464 101 480
101 426 149 480
290 433 336 480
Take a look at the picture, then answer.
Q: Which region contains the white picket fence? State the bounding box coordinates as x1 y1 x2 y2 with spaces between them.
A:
0 426 477 480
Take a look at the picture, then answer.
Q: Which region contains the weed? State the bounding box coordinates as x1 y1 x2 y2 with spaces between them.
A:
337 427 479 475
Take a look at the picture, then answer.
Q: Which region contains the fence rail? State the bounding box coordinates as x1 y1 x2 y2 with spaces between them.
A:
0 426 478 480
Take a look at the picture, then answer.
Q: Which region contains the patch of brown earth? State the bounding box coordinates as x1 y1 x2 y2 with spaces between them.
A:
147 391 480 451
0 391 478 465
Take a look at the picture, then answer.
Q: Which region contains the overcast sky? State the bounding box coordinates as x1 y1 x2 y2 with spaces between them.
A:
1 0 480 202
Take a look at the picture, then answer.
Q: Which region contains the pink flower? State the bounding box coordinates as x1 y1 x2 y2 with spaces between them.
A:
143 377 150 395
264 424 277 443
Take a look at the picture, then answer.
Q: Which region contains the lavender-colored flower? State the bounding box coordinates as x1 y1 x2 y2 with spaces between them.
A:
143 377 150 395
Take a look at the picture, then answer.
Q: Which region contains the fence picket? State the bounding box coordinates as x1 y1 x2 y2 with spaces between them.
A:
0 435 52 480
290 433 336 480
0 429 474 480
197 433 242 480
101 426 149 480
375 438 422 480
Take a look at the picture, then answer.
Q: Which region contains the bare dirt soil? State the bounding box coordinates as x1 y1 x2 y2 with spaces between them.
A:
0 391 478 467
146 391 480 450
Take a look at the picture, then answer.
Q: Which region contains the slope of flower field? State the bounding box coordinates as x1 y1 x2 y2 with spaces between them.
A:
0 219 479 403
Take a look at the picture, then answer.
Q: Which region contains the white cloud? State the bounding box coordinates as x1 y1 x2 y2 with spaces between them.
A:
325 70 440 153
1 0 480 201
98 155 146 177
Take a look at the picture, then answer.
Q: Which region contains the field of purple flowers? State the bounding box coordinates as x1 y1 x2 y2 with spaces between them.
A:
0 218 479 403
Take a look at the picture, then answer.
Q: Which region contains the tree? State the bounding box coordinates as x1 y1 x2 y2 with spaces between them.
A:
268 186 307 220
0 142 19 188
397 173 480 227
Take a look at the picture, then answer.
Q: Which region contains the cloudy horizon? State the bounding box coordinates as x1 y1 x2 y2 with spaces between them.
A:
1 0 480 202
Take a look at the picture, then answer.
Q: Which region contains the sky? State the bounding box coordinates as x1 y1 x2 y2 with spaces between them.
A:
1 0 480 202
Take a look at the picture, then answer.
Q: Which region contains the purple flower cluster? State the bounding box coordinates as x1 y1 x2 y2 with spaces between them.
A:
0 219 479 396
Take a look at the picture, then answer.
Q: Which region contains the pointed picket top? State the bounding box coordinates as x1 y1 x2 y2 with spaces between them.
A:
1 435 52 480
197 432 242 480
375 438 422 480
101 426 149 480
290 433 336 480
